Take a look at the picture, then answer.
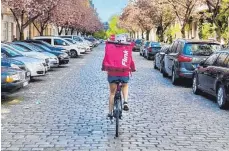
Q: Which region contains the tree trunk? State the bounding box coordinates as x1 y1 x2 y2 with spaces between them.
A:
40 28 44 36
65 28 69 35
215 28 221 42
146 30 150 41
19 31 24 40
58 27 64 35
141 31 144 39
181 26 186 38
71 28 74 35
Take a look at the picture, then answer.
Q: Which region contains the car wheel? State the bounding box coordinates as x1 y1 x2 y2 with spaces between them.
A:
192 75 200 95
159 63 163 73
217 85 229 109
162 64 168 77
172 68 178 85
70 50 78 58
147 54 150 60
154 58 157 69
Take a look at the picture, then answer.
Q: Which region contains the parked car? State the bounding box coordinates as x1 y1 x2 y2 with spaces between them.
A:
33 36 84 58
1 66 29 94
13 42 59 68
23 40 69 54
79 37 94 48
59 35 93 48
1 57 31 79
133 39 142 52
4 43 50 71
63 38 90 52
1 46 46 78
163 39 221 85
154 45 170 71
140 41 150 56
144 42 161 60
29 43 70 65
84 37 97 47
192 50 229 109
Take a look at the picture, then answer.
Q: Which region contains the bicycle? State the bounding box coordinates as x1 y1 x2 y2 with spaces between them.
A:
109 80 123 137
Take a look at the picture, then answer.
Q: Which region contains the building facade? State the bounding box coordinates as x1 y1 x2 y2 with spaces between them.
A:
1 5 58 42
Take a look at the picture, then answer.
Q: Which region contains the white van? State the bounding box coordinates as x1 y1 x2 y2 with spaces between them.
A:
33 36 84 58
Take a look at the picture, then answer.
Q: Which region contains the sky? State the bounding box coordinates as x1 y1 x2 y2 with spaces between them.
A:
92 0 128 23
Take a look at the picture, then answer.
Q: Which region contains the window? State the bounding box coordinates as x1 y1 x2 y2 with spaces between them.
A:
38 39 51 44
204 53 219 66
3 22 8 41
61 36 71 39
177 42 184 53
215 53 228 67
170 41 178 53
183 43 220 56
54 39 66 45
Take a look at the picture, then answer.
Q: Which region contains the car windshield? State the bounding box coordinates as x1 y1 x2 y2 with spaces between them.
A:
10 44 31 52
184 43 221 56
65 39 76 44
2 46 23 57
17 43 43 52
34 44 51 51
29 44 45 52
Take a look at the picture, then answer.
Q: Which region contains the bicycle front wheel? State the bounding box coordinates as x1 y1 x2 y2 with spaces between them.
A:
115 100 120 137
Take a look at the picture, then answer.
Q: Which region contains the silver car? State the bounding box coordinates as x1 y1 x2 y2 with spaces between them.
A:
1 45 46 77
3 43 50 71
13 42 59 68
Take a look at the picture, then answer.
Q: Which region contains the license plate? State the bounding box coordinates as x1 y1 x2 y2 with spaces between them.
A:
23 81 28 87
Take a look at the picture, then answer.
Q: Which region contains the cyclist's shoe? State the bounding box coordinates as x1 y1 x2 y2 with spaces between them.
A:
107 113 113 120
123 101 129 111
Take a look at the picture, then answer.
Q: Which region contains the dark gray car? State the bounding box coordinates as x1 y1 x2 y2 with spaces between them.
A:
154 45 170 72
163 39 221 85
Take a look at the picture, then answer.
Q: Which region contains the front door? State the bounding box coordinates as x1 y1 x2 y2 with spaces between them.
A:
199 53 219 91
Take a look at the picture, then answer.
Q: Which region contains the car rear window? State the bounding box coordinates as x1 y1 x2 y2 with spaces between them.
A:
184 43 221 56
145 42 150 47
135 40 142 44
150 42 161 47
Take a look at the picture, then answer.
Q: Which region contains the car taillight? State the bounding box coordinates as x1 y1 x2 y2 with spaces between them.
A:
178 55 192 62
147 47 152 52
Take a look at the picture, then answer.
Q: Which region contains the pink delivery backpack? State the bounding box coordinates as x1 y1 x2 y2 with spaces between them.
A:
102 41 135 72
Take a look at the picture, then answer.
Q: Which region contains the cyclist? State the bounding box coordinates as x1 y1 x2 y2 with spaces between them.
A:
105 35 136 118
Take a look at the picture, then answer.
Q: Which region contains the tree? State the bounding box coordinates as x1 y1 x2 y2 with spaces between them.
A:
167 0 203 38
106 15 127 38
151 0 176 42
93 30 106 39
205 0 229 41
2 0 57 40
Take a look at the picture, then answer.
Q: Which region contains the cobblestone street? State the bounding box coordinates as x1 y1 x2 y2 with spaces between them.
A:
1 44 229 151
